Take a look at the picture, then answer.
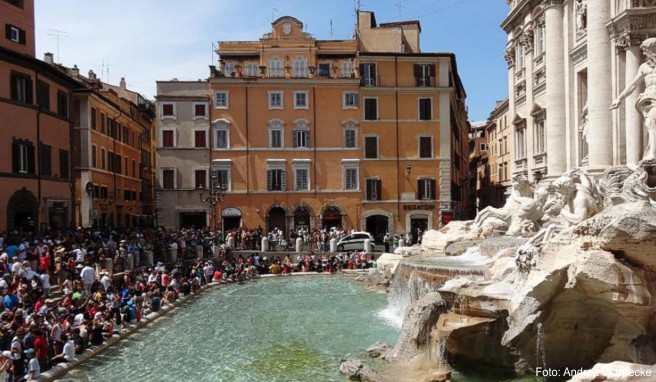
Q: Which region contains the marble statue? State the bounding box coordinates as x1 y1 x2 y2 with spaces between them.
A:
470 174 543 236
611 37 656 161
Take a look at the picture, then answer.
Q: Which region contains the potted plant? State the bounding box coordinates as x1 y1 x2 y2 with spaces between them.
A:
259 65 267 77
308 66 316 77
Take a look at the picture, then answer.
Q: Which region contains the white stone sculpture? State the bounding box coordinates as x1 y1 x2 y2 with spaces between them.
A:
611 37 656 161
470 174 543 236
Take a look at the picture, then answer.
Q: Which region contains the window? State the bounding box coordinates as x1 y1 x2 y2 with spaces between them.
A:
292 56 307 78
515 124 526 159
162 169 175 189
162 130 175 148
115 154 122 174
10 72 32 104
224 63 235 77
59 150 69 179
101 148 106 170
343 92 358 109
39 143 51 177
293 161 310 191
267 161 286 191
535 22 545 56
343 162 359 191
124 157 128 175
91 145 97 168
270 58 283 77
5 25 24 44
268 120 284 148
414 64 435 87
516 43 525 70
12 140 34 174
294 91 308 109
293 129 310 148
360 63 377 86
132 159 136 177
268 91 283 109
418 179 436 200
340 61 353 78
193 103 207 118
419 136 433 158
214 120 230 149
194 130 207 148
100 112 106 134
90 107 97 129
46 90 63 120
37 81 50 111
195 169 207 189
364 98 378 120
480 143 487 152
245 63 258 77
534 120 545 154
318 63 331 77
366 178 381 201
212 161 231 191
161 102 175 118
419 98 432 120
344 128 356 148
364 136 378 159
214 92 228 109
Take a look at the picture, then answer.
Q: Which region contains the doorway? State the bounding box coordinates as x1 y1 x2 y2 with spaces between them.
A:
365 215 389 242
179 211 206 229
321 206 342 231
410 216 428 244
267 206 286 234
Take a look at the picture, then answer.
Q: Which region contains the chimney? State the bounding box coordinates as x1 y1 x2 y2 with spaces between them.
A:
71 65 79 77
120 77 126 90
44 52 54 65
88 70 97 80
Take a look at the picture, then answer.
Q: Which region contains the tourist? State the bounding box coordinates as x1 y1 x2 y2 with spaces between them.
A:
50 334 74 364
0 351 13 382
24 348 39 381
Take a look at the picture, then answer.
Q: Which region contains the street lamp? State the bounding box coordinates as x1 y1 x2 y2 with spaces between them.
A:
198 173 227 239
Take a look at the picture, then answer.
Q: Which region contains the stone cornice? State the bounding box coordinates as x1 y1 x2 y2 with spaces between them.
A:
569 43 587 66
607 9 656 49
542 0 564 10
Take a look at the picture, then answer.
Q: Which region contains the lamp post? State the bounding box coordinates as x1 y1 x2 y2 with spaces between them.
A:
198 173 227 240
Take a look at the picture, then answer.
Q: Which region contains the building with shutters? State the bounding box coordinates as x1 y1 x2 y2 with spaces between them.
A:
158 10 470 240
0 0 79 232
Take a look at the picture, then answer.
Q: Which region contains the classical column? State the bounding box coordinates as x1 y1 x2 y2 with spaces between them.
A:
544 1 566 177
625 43 642 164
586 1 613 168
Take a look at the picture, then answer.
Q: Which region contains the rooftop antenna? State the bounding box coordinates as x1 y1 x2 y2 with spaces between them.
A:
272 7 278 22
330 19 333 38
396 1 405 17
46 29 68 63
96 59 112 83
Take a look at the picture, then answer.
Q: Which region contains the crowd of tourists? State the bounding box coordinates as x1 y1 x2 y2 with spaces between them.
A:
0 224 388 381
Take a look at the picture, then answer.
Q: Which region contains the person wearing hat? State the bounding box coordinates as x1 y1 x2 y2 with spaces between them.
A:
0 350 13 382
11 328 25 380
24 348 39 380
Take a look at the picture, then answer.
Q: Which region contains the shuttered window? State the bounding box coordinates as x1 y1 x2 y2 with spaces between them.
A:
364 136 378 159
10 72 32 104
162 169 175 189
59 150 69 179
12 140 35 174
418 179 436 200
162 130 174 147
366 179 381 201
267 169 286 191
39 143 51 177
364 98 377 120
419 98 432 120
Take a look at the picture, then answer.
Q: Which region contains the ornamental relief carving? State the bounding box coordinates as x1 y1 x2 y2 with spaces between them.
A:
504 47 515 68
519 30 534 52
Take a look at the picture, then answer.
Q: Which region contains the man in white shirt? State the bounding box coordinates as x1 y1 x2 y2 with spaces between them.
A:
51 334 75 364
80 263 96 296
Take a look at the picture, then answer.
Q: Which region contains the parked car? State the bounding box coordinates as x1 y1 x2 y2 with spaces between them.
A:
336 232 375 252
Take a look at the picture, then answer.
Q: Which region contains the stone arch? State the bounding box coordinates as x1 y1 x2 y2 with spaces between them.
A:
291 202 314 232
265 203 288 234
319 203 344 231
7 187 38 232
362 209 393 242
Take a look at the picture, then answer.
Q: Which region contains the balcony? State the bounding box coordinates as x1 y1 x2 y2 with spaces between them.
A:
360 76 379 87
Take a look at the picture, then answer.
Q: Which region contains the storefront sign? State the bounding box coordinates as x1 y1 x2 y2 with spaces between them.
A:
402 204 435 211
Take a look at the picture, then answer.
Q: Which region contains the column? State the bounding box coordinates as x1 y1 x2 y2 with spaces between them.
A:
586 1 613 168
625 44 642 164
544 1 567 177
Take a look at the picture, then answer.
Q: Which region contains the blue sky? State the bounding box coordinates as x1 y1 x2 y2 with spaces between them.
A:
34 0 508 121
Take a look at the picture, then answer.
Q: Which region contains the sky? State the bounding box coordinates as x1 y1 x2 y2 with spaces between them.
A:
34 0 509 121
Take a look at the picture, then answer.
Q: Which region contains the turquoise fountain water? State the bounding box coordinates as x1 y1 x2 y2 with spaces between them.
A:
58 276 398 382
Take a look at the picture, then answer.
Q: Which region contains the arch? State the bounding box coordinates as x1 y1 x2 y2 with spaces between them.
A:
293 118 311 127
362 209 393 242
319 203 344 231
212 118 232 126
341 118 360 127
267 118 285 128
292 204 313 232
7 187 38 232
221 207 242 217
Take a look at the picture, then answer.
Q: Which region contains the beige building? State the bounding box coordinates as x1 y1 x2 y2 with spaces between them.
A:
156 11 472 238
155 81 211 229
502 1 656 181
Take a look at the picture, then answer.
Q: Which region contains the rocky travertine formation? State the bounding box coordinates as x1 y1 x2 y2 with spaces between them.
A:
385 292 447 362
381 160 656 375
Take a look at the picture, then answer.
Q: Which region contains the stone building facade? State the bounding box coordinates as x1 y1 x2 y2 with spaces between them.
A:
155 81 211 230
157 11 471 240
502 0 656 181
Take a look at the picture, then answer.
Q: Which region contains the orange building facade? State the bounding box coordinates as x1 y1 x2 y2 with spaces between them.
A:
158 11 470 241
0 0 78 232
